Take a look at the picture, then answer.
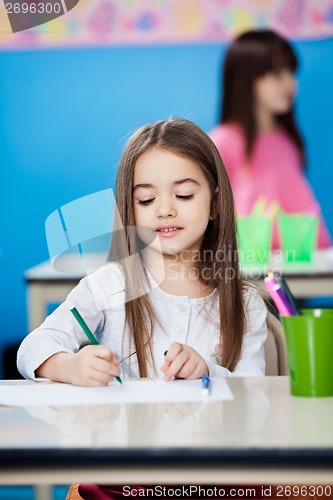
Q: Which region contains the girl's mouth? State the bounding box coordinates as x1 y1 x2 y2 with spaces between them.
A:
156 227 183 237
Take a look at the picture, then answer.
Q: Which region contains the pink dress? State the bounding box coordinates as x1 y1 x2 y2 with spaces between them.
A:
209 124 331 249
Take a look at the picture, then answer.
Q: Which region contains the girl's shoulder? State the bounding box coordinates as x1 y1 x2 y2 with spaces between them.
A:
209 122 245 147
83 262 127 310
242 282 266 311
86 261 125 283
209 123 246 167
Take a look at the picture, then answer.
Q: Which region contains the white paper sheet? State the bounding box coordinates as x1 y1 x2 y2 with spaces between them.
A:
0 378 233 407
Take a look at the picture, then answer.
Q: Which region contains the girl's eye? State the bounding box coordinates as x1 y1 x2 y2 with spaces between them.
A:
138 198 155 206
137 195 193 206
176 195 194 200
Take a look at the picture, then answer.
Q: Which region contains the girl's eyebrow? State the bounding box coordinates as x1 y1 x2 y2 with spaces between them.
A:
133 178 201 192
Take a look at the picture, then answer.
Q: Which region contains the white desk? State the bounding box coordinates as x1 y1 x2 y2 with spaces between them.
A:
25 250 333 331
0 377 332 485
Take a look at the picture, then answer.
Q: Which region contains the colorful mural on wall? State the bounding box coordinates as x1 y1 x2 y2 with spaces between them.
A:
0 0 333 49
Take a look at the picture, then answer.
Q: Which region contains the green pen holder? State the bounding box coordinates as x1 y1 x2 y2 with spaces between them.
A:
281 309 333 397
237 215 273 265
277 213 319 262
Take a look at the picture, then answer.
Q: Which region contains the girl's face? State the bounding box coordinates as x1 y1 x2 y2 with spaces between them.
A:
254 68 296 115
133 147 213 258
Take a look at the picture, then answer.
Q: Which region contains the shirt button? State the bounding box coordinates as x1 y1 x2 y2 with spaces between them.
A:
176 327 183 333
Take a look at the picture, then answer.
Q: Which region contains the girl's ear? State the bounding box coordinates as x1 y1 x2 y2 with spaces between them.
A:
209 188 219 220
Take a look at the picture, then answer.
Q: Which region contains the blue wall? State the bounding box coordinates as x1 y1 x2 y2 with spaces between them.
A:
0 39 332 376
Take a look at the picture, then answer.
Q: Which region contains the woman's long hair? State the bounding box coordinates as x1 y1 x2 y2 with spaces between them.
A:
108 118 245 376
221 29 305 168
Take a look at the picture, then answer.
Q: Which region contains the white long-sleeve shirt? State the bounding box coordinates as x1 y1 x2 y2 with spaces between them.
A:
17 263 267 380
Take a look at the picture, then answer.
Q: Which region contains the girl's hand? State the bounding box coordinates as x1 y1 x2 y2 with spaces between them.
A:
68 345 120 387
36 345 121 387
161 342 208 381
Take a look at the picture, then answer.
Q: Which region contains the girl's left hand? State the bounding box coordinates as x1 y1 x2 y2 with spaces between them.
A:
161 342 208 381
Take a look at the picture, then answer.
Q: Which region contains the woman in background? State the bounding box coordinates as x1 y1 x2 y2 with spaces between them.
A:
209 29 331 249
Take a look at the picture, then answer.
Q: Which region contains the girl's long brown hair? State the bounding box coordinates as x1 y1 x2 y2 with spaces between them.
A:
108 118 245 376
221 29 305 168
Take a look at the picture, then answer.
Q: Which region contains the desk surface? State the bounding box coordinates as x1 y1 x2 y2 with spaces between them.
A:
1 377 333 485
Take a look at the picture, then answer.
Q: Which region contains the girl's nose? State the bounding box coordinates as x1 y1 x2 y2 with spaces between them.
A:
156 198 177 218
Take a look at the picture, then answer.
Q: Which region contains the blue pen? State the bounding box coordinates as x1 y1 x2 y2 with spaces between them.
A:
201 374 210 396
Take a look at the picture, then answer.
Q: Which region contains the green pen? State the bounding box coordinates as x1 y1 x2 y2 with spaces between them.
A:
71 307 122 385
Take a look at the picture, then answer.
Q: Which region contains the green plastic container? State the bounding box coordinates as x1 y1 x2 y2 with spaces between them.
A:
278 213 319 262
237 216 273 265
281 309 333 397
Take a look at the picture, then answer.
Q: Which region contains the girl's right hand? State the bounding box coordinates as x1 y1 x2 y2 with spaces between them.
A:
36 345 121 387
67 345 120 386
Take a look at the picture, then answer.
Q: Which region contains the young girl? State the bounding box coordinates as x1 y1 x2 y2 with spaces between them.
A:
17 118 267 386
209 29 331 249
17 118 268 500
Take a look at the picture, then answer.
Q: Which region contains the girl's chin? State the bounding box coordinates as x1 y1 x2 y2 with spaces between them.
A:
275 102 293 114
143 243 182 256
161 246 189 258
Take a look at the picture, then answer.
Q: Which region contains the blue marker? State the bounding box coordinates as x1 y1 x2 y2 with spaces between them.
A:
201 374 210 396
